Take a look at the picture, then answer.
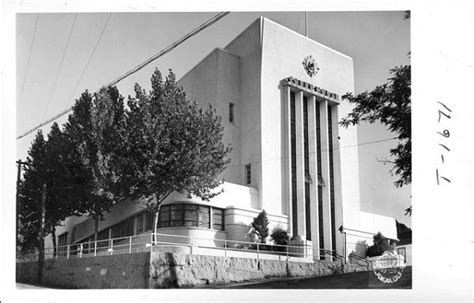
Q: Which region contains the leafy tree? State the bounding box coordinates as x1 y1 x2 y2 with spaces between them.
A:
270 226 289 252
64 87 126 241
340 65 411 188
251 210 270 243
18 123 86 256
396 220 412 245
18 131 46 253
366 232 393 257
116 69 232 236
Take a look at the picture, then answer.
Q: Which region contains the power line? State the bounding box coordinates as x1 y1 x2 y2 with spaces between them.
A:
102 12 230 89
67 13 112 106
225 137 399 169
17 14 39 112
41 13 78 121
17 12 230 141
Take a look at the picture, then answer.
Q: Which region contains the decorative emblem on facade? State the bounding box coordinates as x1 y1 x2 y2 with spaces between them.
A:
372 250 406 284
302 55 319 77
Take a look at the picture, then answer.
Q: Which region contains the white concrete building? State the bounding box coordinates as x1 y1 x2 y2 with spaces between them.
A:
46 17 397 260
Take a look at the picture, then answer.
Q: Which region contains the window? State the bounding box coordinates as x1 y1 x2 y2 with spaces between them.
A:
303 96 311 240
397 247 407 263
229 103 234 123
315 100 324 258
144 211 154 231
111 217 134 239
290 91 297 235
212 208 224 230
198 206 210 228
58 232 68 256
158 203 224 231
245 164 251 185
328 104 336 253
136 213 144 234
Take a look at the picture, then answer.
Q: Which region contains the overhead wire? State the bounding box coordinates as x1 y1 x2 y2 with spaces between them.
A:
16 12 230 140
41 13 78 121
67 13 113 106
225 137 399 169
17 14 39 113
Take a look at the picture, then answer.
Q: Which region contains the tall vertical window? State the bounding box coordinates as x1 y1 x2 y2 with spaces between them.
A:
111 216 134 239
328 104 336 253
229 103 235 123
212 208 224 230
315 101 324 258
290 91 297 235
144 211 154 232
245 164 251 185
136 213 144 234
303 96 311 240
97 228 110 248
58 232 68 256
397 247 407 263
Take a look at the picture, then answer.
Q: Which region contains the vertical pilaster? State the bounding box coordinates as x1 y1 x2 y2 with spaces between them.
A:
330 105 344 256
319 100 332 254
295 92 306 238
308 96 319 258
284 86 293 235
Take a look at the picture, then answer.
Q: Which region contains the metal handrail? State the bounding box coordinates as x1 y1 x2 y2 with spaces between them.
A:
17 231 341 262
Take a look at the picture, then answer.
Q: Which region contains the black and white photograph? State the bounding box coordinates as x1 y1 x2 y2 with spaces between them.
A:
1 1 473 302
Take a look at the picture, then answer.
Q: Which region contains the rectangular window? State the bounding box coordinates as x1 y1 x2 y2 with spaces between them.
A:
58 232 68 257
316 101 324 259
144 212 154 231
245 164 251 185
136 213 144 234
397 247 407 263
158 204 219 230
328 104 336 253
290 91 297 235
229 103 235 123
198 206 210 228
111 217 134 239
97 228 110 248
212 208 224 230
303 96 311 241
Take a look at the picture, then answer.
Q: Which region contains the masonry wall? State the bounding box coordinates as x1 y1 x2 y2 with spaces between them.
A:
17 249 374 288
149 248 345 288
16 252 150 289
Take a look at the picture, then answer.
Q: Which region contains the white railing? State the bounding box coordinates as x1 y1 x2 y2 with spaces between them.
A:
17 232 344 263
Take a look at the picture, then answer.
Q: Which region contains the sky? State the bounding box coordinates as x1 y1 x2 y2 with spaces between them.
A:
16 11 411 226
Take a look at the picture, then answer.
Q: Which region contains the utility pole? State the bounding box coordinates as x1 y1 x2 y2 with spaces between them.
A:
16 160 31 249
37 183 47 284
16 160 22 248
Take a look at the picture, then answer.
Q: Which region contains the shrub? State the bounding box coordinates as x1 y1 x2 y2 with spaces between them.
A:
250 210 269 243
270 226 289 252
366 232 392 257
270 226 289 245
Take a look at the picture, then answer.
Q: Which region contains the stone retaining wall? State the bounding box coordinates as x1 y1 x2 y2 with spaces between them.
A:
16 252 150 289
149 249 345 288
17 249 370 288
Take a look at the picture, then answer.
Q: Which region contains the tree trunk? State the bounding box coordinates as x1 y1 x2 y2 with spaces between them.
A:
52 226 56 258
152 195 164 245
93 202 99 242
153 212 158 245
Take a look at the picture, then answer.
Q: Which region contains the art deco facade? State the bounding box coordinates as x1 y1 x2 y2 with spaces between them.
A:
47 17 397 260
